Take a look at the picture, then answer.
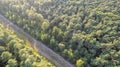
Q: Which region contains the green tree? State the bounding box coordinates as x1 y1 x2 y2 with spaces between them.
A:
41 21 50 31
6 59 18 67
76 59 84 67
1 51 12 62
0 46 5 54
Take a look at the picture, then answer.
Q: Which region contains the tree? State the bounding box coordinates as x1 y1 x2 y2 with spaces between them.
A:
52 26 63 41
76 59 85 67
41 33 50 44
1 51 12 62
58 43 65 50
6 59 18 67
41 21 50 31
50 36 56 48
0 46 5 54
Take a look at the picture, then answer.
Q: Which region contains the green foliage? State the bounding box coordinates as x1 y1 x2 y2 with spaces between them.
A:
0 24 55 67
1 51 12 62
6 59 18 67
41 21 50 31
76 59 85 67
0 46 5 54
0 0 120 66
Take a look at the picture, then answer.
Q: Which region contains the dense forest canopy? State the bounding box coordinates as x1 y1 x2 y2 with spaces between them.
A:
0 0 120 67
0 23 55 67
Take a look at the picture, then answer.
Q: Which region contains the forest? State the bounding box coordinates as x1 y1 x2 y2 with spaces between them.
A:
0 23 55 67
0 0 120 67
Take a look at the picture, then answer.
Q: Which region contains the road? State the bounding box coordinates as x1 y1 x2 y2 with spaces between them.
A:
0 14 75 67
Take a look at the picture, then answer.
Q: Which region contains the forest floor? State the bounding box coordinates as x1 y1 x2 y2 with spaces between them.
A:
0 14 75 67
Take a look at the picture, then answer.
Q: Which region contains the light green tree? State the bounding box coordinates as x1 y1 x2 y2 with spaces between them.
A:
6 59 18 67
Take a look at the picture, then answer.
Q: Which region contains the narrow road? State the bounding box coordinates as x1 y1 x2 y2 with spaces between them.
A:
0 14 75 67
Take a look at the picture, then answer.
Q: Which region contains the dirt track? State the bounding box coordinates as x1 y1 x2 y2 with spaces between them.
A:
0 14 75 67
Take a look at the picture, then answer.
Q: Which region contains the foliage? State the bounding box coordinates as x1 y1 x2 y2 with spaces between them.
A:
0 0 120 66
0 24 55 67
